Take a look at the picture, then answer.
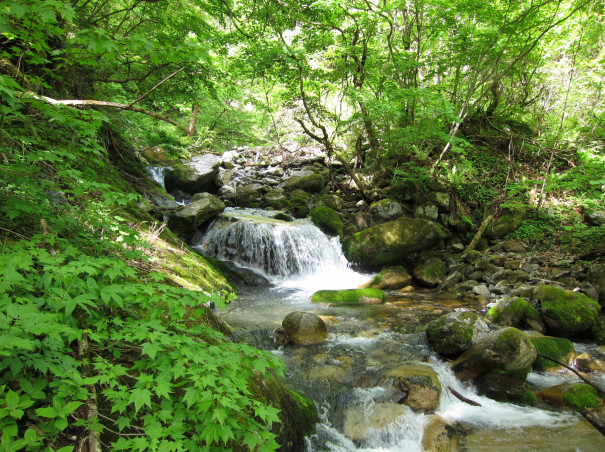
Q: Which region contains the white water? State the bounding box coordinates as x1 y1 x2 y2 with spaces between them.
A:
147 166 171 189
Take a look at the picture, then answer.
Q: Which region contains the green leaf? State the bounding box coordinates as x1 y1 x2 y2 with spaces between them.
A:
36 406 58 418
55 417 68 430
128 388 152 413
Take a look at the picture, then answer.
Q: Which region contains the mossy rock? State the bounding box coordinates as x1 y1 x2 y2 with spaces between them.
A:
310 206 344 238
281 172 325 193
367 266 412 290
310 288 385 304
485 206 528 239
531 336 575 371
421 415 459 452
537 383 604 413
487 297 529 327
344 216 451 268
378 363 442 413
534 285 601 337
592 320 605 345
476 372 537 406
247 374 318 449
316 194 343 211
426 311 489 357
414 257 446 288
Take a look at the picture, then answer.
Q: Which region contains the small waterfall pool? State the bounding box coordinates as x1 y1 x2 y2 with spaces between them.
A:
195 208 605 451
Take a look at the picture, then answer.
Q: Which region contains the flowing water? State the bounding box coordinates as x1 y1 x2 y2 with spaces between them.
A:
196 208 605 451
147 165 171 189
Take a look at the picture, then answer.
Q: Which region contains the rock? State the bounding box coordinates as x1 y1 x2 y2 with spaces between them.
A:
438 271 464 291
534 285 601 337
591 319 605 345
502 239 527 253
377 363 442 413
531 336 574 371
370 198 403 223
350 212 370 231
414 257 446 288
344 216 450 268
280 171 325 193
422 415 459 452
476 372 537 406
426 311 490 357
316 194 343 211
359 296 383 304
310 206 344 237
166 193 225 235
235 183 265 206
310 288 385 304
343 402 408 442
215 167 235 187
282 312 328 345
463 250 482 264
414 202 439 221
487 297 530 327
428 192 451 212
451 327 537 381
165 154 221 193
584 209 605 226
574 353 605 373
472 284 491 298
261 191 290 210
366 266 412 290
141 145 177 165
536 383 604 412
485 207 527 239
587 263 605 306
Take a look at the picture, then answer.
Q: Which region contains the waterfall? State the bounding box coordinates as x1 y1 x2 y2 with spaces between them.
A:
147 166 171 189
195 208 369 292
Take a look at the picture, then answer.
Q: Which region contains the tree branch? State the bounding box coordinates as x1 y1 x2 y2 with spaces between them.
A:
125 66 184 108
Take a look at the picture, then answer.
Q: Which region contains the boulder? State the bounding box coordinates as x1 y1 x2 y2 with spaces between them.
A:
451 327 537 381
422 415 459 452
261 191 290 210
414 257 446 288
428 192 451 212
366 266 412 290
534 285 601 337
530 336 575 371
310 206 344 238
486 297 530 327
369 198 403 223
426 311 490 357
343 402 408 442
377 363 442 413
587 262 605 306
141 145 177 165
344 217 450 268
584 209 605 226
166 193 225 235
536 383 603 412
476 372 537 406
165 154 220 193
316 194 343 212
235 183 265 206
592 320 605 345
310 288 385 304
281 312 328 345
414 202 439 221
485 207 527 239
280 170 325 193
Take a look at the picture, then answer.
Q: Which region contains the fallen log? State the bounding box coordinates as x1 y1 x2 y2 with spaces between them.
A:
536 353 605 394
582 409 605 437
448 386 482 406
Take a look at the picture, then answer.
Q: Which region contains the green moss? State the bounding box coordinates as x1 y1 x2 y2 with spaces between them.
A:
562 384 601 412
487 298 530 326
525 304 542 323
521 387 538 406
592 323 605 345
535 285 601 336
487 306 502 323
310 206 344 237
531 336 574 371
310 288 385 304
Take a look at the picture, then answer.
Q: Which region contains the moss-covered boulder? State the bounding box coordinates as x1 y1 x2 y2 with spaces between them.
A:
165 154 220 194
592 319 605 345
310 288 385 304
310 206 344 238
166 193 225 235
316 194 343 212
451 327 537 381
414 257 446 288
426 311 490 357
531 336 575 371
487 297 530 327
261 191 290 210
476 372 537 406
485 206 527 239
344 216 450 268
536 383 604 412
588 262 605 307
248 374 318 449
280 170 325 193
366 266 412 290
534 285 601 337
282 312 328 345
377 363 442 413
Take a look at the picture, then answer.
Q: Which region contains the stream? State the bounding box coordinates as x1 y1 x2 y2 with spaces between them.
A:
194 208 605 451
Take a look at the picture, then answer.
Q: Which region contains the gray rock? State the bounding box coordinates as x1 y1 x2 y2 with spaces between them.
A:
584 209 605 226
282 311 328 345
316 194 343 212
370 198 403 223
429 192 451 212
587 263 605 306
166 193 225 235
426 311 490 357
280 170 325 193
235 183 265 206
473 284 491 298
414 257 446 288
414 202 439 221
165 154 220 193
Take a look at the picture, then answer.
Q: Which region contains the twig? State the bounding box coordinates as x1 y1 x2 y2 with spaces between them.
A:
125 66 185 109
536 353 605 394
447 386 482 406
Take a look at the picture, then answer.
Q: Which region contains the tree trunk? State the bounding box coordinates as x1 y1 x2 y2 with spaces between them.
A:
462 214 494 257
188 103 200 137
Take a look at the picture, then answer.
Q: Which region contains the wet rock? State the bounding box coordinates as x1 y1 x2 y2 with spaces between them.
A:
261 191 290 210
344 217 450 268
414 202 439 221
534 285 601 337
282 311 328 345
366 266 413 290
438 271 463 291
342 402 408 442
310 206 344 238
310 288 386 304
414 257 447 288
426 311 490 357
422 415 459 452
165 154 220 194
377 363 442 413
574 353 605 373
370 198 403 223
536 383 604 412
166 193 225 235
476 372 537 406
451 327 537 381
530 336 574 371
235 183 265 206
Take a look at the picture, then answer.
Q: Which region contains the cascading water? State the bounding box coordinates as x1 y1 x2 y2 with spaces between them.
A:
147 166 171 189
